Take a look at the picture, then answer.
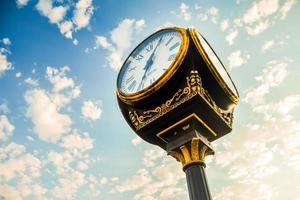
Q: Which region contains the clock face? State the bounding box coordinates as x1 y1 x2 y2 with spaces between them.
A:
118 29 183 95
195 31 238 98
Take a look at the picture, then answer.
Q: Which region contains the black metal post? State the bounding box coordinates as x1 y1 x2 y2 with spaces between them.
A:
184 164 212 200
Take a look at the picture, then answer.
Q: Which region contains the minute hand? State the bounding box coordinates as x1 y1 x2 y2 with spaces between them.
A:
143 36 163 72
138 37 163 91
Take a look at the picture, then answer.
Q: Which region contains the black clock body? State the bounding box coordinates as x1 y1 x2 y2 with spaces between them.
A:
117 28 238 151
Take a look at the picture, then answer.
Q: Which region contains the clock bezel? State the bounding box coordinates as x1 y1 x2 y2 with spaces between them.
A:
117 27 189 103
189 28 239 104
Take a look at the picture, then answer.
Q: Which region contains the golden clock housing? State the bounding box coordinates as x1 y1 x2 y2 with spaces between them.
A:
189 28 239 105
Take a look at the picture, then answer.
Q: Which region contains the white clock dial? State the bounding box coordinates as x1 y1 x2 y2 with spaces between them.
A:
196 31 238 97
118 29 182 94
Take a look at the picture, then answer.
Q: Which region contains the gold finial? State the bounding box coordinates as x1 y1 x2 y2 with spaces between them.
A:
187 70 202 93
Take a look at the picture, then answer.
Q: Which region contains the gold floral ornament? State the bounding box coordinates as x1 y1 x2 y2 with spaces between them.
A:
168 136 215 171
129 70 234 130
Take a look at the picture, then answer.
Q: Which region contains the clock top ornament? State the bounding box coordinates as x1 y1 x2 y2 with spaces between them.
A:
117 27 239 167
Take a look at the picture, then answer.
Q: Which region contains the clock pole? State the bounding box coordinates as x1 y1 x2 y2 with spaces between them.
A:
167 131 214 200
185 164 212 200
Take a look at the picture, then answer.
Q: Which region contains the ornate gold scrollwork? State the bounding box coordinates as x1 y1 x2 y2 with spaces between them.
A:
168 137 214 171
129 70 234 130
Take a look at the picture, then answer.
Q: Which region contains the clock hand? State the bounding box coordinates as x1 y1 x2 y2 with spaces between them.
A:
138 37 164 91
143 36 163 71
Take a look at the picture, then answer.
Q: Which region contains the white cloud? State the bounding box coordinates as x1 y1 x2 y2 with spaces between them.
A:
81 100 102 121
243 0 279 24
252 94 300 119
132 162 185 200
159 187 184 199
44 66 80 107
179 3 191 21
227 50 250 69
26 135 34 141
115 169 151 192
220 19 229 32
23 65 81 143
49 6 68 24
16 0 30 8
73 0 94 30
59 20 73 39
36 0 68 24
2 38 11 45
0 101 9 114
279 0 296 19
33 0 95 43
213 97 300 199
0 115 14 140
134 19 146 33
0 142 25 160
73 39 79 45
16 72 22 77
52 170 86 199
95 18 146 71
197 6 219 24
0 39 12 76
0 143 41 182
225 29 238 45
111 19 136 51
214 182 274 200
131 136 142 145
24 77 39 86
261 40 275 52
60 131 93 153
45 133 95 199
0 184 22 200
46 66 74 93
95 36 113 49
275 95 300 115
143 147 165 167
244 60 288 107
24 66 80 143
113 144 185 200
207 7 219 24
239 0 297 36
25 89 72 143
245 20 270 35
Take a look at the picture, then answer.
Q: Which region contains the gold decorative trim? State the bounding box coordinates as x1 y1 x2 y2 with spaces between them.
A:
168 136 214 171
129 70 234 131
189 28 239 104
117 27 189 102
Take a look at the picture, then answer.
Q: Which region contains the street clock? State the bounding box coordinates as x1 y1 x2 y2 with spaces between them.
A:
117 27 238 149
116 27 239 200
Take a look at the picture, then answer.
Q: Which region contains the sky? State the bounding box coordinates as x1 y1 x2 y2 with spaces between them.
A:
0 0 300 199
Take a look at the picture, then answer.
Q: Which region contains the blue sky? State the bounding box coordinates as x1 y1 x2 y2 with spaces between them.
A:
0 0 300 199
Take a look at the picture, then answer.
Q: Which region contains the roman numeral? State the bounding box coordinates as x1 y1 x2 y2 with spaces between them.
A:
128 80 137 91
169 42 179 51
165 37 174 46
146 44 153 52
128 66 136 72
126 75 134 84
137 81 144 91
168 54 176 61
135 54 143 61
150 77 156 85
